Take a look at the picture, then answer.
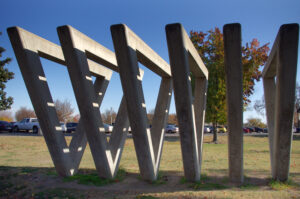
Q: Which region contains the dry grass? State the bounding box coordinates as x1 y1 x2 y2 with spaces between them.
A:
0 134 299 198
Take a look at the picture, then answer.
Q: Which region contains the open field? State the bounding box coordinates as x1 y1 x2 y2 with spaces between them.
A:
0 134 299 198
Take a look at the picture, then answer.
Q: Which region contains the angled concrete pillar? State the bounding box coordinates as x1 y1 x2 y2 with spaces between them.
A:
7 26 112 177
223 23 244 184
57 25 137 179
262 24 299 181
165 23 208 182
111 24 172 181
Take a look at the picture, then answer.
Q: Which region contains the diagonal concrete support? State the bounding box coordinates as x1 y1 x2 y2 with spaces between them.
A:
57 25 141 179
262 24 299 181
165 23 208 182
111 24 172 181
223 23 244 184
7 26 112 177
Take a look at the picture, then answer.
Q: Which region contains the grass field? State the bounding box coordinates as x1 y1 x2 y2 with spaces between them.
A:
0 134 299 198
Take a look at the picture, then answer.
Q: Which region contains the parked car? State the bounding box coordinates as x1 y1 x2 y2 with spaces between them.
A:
245 127 254 133
13 118 40 134
103 123 113 133
0 121 13 132
165 124 179 134
253 127 264 133
296 127 300 133
60 122 67 133
263 128 268 133
243 127 250 133
66 122 78 133
217 126 227 133
204 126 211 133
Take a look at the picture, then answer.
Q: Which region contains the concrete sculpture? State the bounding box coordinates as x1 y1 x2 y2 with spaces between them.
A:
7 23 298 183
262 24 299 181
223 23 244 184
111 24 173 181
165 23 208 182
7 26 113 177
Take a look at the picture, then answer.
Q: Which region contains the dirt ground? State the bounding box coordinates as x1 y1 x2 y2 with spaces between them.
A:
1 166 299 199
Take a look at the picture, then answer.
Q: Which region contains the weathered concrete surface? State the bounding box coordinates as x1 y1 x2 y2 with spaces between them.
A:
166 23 208 182
111 24 172 181
223 23 244 184
7 26 111 177
262 24 299 181
57 25 135 179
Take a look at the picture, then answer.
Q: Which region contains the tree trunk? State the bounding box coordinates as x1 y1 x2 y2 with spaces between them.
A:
212 122 218 143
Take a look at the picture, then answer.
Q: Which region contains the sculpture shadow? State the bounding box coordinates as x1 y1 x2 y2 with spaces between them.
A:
0 166 281 198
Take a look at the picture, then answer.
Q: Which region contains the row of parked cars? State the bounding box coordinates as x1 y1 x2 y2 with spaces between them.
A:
0 118 113 134
1 118 300 134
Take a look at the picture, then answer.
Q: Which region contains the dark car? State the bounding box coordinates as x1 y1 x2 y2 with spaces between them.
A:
253 127 263 133
66 122 78 133
0 121 13 132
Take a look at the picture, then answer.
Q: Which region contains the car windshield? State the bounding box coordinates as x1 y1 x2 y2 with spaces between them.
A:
32 119 38 122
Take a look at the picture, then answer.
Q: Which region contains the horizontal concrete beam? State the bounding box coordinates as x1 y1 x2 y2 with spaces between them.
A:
262 24 299 78
111 24 171 77
57 25 118 72
7 26 112 78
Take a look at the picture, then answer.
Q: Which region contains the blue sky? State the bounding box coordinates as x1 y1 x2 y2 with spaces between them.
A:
1 0 299 122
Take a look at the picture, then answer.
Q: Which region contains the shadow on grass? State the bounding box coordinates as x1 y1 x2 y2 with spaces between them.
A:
0 166 298 198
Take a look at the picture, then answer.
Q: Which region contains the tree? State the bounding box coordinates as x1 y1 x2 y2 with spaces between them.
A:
101 107 116 124
245 118 267 128
0 32 14 110
168 113 178 125
70 114 80 123
254 95 265 116
254 82 300 127
54 99 74 122
0 110 13 121
190 28 269 142
15 106 36 121
147 109 155 125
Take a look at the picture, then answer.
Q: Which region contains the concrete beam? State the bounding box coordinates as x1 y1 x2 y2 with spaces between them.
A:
263 24 299 181
165 23 208 182
111 24 172 181
223 23 244 184
57 25 136 179
7 26 112 177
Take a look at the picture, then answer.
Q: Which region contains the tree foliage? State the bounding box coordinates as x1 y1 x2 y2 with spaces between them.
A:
190 28 269 126
15 107 36 121
190 27 269 142
0 32 14 110
168 113 178 125
0 110 13 122
245 117 267 128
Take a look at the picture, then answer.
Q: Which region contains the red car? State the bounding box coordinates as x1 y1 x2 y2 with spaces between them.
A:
243 127 250 133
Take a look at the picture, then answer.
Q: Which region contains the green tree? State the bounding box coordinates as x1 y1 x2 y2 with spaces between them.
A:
190 28 269 142
0 32 14 110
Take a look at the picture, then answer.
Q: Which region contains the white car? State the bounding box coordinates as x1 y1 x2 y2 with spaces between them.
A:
13 118 40 134
103 123 113 133
60 122 67 133
165 124 179 134
204 126 211 133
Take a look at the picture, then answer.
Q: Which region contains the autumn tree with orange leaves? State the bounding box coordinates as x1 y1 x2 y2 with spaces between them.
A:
190 28 269 142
